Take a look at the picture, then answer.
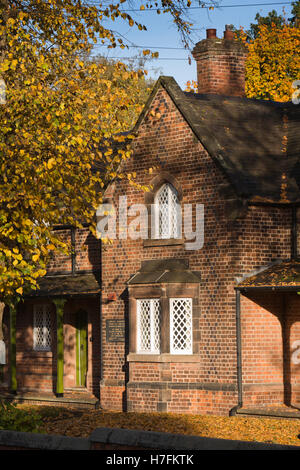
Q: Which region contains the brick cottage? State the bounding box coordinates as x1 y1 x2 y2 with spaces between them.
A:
1 26 300 416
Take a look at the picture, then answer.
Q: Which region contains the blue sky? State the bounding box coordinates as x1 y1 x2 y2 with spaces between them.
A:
91 1 295 88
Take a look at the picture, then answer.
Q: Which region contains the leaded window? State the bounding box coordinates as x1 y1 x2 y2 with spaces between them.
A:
137 299 161 354
33 304 52 351
170 298 193 354
154 183 180 239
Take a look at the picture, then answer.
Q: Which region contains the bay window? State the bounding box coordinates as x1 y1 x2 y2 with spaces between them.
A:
127 259 200 361
135 297 193 356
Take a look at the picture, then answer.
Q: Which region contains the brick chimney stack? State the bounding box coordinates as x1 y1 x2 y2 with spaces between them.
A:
192 26 248 97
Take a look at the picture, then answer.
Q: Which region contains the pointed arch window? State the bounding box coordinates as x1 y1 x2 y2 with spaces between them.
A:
154 183 181 239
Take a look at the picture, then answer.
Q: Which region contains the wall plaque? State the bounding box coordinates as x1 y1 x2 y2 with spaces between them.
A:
106 319 125 342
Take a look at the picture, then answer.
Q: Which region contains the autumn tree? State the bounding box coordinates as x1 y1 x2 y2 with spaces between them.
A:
84 54 156 132
238 1 300 102
245 22 300 102
246 9 285 40
234 1 299 39
0 0 211 304
290 0 300 25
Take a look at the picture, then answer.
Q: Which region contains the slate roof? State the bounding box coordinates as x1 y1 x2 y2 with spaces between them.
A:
237 261 300 289
25 271 101 297
127 259 201 285
134 76 300 204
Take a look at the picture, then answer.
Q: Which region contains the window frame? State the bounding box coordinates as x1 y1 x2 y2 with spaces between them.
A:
33 304 52 352
136 298 161 354
154 183 181 240
133 294 194 357
169 298 193 355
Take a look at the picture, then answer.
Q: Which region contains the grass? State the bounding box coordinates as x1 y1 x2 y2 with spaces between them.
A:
14 404 300 446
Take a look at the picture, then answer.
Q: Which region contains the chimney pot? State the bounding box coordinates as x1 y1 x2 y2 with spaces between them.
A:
206 28 217 39
224 24 234 39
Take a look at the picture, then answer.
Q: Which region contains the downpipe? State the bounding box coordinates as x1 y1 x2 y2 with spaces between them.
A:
229 289 243 416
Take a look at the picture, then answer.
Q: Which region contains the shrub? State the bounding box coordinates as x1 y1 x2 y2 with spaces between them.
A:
0 400 43 433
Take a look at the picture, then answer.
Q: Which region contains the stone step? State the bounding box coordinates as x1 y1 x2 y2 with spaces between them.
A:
0 391 100 410
64 387 86 392
64 388 96 400
236 406 300 419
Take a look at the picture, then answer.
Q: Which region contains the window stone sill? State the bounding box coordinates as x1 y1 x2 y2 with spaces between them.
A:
127 353 201 363
143 239 184 248
24 351 53 357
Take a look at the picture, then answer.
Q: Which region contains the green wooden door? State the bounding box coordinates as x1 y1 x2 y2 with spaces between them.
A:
76 310 88 387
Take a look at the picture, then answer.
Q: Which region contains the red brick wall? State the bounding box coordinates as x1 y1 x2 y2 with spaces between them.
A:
47 230 72 273
241 293 284 406
75 228 101 272
47 227 101 273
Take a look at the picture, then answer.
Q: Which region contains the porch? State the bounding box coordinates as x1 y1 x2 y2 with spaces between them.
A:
0 271 101 407
235 260 300 414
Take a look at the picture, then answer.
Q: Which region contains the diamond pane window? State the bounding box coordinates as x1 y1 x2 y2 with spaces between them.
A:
170 298 193 354
154 183 180 239
137 299 161 354
33 305 52 351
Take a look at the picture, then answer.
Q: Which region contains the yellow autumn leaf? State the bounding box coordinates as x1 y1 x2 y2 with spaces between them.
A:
47 244 56 251
47 158 55 169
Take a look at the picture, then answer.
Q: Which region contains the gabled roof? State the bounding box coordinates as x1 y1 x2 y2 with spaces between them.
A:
134 76 300 204
127 259 201 285
237 260 300 290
